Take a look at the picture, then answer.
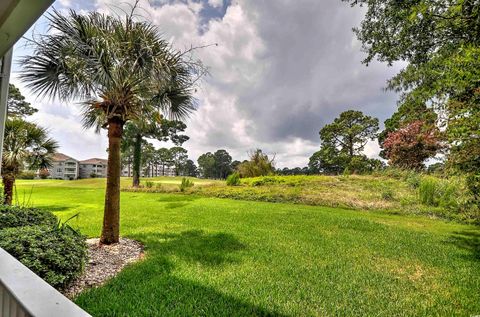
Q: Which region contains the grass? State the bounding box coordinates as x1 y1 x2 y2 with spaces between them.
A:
130 174 478 223
14 177 480 316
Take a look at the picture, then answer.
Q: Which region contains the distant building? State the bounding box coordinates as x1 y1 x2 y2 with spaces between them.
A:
79 158 108 178
121 164 176 177
48 152 178 179
49 153 79 180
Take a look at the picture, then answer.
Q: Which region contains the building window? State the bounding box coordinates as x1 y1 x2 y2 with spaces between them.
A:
57 168 62 173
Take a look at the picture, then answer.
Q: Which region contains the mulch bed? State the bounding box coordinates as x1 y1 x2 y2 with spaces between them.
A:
64 238 144 298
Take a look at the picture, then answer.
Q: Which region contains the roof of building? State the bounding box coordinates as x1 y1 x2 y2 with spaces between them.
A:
80 158 108 165
52 153 77 162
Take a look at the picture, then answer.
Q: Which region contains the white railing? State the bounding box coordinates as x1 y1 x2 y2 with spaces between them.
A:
0 248 91 317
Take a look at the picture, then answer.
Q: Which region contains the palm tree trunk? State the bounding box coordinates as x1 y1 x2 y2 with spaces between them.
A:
2 173 15 205
100 118 123 245
132 133 142 187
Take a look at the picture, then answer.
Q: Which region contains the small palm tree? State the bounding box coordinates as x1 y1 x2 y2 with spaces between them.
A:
2 119 58 205
20 9 201 244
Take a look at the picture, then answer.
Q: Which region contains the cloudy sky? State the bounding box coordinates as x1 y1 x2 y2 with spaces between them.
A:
11 0 404 168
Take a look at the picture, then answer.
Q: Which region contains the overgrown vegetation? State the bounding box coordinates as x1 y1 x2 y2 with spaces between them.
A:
0 205 87 289
179 178 194 192
193 173 477 223
226 172 241 186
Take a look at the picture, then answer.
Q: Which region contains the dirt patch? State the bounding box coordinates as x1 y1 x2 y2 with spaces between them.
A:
64 238 144 298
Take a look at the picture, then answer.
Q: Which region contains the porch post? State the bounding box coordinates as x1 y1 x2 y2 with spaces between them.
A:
0 48 12 174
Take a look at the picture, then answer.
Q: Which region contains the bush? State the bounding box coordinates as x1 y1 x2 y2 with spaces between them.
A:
0 224 87 289
17 170 36 179
0 206 57 230
145 181 154 188
250 176 285 186
179 178 194 192
226 172 241 186
90 172 97 178
405 172 421 189
381 188 395 201
38 168 50 179
418 176 463 208
419 177 439 206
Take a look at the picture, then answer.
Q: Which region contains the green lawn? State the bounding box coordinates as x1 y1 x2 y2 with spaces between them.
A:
15 178 480 316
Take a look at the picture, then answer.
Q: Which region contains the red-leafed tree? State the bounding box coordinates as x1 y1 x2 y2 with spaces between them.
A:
383 121 442 170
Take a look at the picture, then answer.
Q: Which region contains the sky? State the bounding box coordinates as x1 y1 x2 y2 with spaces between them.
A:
10 0 404 168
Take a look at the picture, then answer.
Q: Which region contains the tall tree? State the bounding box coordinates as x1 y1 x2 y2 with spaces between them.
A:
7 84 38 118
197 152 216 178
213 149 232 179
122 118 188 186
21 9 202 244
237 149 275 178
157 148 173 176
343 0 480 199
320 110 379 159
182 159 197 177
2 119 58 204
170 147 188 176
311 110 379 174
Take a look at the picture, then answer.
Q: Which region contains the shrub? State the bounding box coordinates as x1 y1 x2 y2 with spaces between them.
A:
90 172 97 178
0 206 57 230
405 172 421 189
179 178 194 192
226 172 241 186
145 181 154 188
418 176 463 208
381 188 395 201
17 170 36 179
0 224 87 289
419 177 438 206
251 176 285 186
38 168 50 179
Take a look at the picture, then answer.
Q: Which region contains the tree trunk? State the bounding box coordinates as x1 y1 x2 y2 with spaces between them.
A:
100 118 123 245
132 133 142 187
162 164 165 176
2 173 15 205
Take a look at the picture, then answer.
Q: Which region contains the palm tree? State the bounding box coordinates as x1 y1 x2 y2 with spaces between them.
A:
2 119 58 205
20 8 201 244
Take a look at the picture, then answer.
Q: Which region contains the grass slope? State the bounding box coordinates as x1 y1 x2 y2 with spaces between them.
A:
15 178 480 316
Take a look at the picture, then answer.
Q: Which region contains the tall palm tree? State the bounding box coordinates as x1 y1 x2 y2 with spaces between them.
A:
2 119 58 205
20 9 201 244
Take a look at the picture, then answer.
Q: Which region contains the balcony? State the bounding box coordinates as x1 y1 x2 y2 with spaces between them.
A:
0 248 90 317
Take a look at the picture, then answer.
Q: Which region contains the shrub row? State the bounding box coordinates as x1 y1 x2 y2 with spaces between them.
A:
0 205 57 229
0 206 87 289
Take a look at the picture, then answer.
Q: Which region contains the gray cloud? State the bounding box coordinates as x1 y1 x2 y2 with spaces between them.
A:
12 0 403 168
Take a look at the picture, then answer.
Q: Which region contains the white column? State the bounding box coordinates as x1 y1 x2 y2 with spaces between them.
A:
0 49 13 175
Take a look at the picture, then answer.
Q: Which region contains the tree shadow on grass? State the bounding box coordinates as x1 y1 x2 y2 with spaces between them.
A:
157 195 199 203
75 230 286 316
137 230 246 266
448 230 480 261
37 205 75 212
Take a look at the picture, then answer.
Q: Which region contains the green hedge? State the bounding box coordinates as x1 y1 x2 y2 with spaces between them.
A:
0 206 87 289
0 206 57 230
0 224 87 289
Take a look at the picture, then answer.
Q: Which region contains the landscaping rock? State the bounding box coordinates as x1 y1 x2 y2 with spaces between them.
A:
64 238 144 298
